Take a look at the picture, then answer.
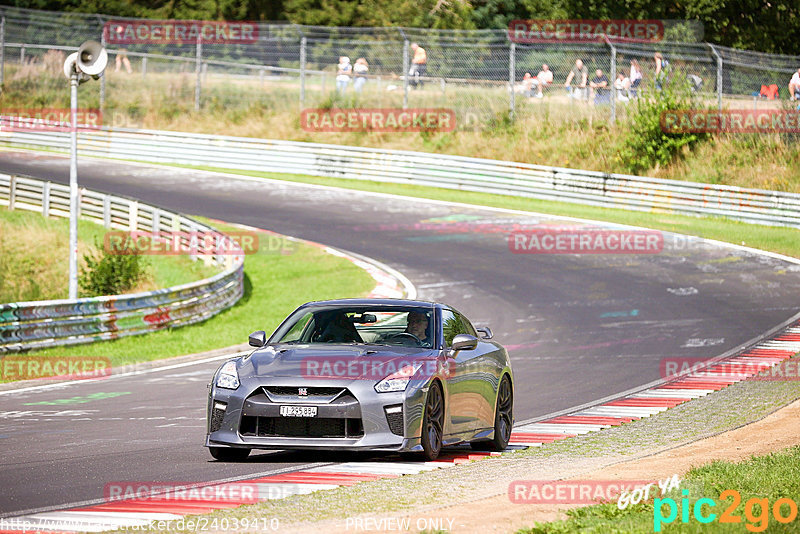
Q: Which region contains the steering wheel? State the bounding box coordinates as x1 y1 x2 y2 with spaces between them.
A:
388 332 422 345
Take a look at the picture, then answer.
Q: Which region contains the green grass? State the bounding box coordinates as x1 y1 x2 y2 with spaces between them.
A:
181 165 800 260
3 59 800 190
27 218 375 368
518 445 800 533
0 206 217 302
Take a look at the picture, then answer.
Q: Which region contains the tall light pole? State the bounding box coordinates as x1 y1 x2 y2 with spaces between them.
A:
63 40 107 299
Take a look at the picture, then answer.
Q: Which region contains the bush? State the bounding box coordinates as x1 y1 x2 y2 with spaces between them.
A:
79 238 148 297
616 80 712 175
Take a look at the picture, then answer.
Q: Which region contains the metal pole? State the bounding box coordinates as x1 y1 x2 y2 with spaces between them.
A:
99 32 106 112
300 36 306 108
609 41 616 124
142 55 147 78
402 39 409 109
508 42 515 120
69 72 79 299
708 43 723 111
0 17 5 91
195 34 202 111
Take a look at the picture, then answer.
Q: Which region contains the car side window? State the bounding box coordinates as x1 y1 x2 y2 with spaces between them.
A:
442 309 468 347
457 312 478 337
282 312 314 342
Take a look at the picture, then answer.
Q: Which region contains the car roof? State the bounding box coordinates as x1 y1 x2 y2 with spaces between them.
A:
301 298 443 309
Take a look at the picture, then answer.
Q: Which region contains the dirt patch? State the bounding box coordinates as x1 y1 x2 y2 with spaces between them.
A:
285 396 800 534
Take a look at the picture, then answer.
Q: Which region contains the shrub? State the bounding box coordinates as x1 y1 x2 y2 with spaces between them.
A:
616 80 712 175
79 238 148 297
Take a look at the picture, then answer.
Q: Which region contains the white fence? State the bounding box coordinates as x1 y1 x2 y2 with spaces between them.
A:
2 126 799 228
0 173 244 352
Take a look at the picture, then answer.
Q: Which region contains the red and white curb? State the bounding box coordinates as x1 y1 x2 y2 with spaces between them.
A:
0 452 499 532
510 322 800 446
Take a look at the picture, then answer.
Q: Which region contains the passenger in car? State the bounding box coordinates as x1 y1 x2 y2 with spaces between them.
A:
319 312 363 343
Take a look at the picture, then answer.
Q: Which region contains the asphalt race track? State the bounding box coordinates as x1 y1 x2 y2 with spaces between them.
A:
2 150 800 516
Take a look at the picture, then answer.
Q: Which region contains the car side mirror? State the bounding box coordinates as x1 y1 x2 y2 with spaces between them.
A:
450 334 478 353
248 330 266 347
476 327 493 339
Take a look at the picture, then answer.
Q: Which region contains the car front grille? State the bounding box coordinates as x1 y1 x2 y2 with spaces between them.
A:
263 386 346 403
240 415 363 438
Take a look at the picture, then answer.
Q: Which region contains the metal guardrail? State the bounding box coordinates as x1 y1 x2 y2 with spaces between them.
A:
0 173 244 352
2 126 799 228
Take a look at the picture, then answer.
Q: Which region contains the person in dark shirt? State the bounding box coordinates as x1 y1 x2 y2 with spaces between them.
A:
405 311 431 345
590 69 610 105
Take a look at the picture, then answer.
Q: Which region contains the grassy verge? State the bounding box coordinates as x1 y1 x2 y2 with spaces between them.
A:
0 206 216 302
183 165 800 260
519 445 800 533
26 218 375 368
3 59 799 190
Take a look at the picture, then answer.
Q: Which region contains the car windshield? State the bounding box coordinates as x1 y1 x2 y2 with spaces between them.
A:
271 305 435 348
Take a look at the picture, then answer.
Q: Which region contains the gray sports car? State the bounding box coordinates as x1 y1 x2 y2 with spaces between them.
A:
205 298 513 461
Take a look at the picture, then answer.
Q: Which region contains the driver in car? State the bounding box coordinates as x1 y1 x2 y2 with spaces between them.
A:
405 311 430 344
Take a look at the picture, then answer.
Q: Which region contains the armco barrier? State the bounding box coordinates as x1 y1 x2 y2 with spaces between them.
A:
0 173 244 352
2 125 799 228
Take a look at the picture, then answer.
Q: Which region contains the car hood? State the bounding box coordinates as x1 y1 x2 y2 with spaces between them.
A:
240 344 439 380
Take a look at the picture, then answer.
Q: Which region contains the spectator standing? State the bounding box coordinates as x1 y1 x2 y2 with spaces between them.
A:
353 58 369 93
629 59 642 97
114 25 132 74
564 59 588 101
654 52 668 91
590 68 610 104
336 56 352 93
409 43 427 88
789 67 800 101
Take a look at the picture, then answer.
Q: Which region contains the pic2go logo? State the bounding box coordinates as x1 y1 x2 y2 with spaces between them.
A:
654 489 799 532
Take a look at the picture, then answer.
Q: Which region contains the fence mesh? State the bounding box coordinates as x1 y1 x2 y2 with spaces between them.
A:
1 5 798 130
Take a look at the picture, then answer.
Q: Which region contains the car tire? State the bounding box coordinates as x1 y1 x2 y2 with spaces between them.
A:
208 446 251 461
420 382 444 461
471 375 513 452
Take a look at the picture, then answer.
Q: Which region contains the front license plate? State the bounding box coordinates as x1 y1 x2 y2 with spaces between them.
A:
279 405 317 417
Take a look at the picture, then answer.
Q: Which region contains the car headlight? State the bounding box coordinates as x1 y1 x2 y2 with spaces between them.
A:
374 363 422 393
216 360 240 390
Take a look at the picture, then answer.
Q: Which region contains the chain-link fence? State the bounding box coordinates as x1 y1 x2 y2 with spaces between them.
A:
0 5 798 130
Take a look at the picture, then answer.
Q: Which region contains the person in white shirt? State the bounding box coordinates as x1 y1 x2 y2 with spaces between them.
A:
614 72 631 102
789 68 800 101
534 64 553 98
336 56 352 93
629 59 642 98
353 58 369 93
